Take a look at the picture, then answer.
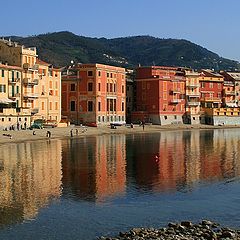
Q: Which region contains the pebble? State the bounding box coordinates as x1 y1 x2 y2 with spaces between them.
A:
98 220 240 240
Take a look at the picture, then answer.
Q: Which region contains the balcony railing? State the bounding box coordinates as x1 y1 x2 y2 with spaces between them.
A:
170 88 181 94
8 78 20 84
23 63 39 71
23 78 39 85
186 83 200 88
186 92 200 97
187 102 200 106
170 99 181 104
9 93 20 99
23 93 39 99
200 97 221 103
224 90 235 96
31 108 39 114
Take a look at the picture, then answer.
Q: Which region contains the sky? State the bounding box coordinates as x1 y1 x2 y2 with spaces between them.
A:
1 0 240 61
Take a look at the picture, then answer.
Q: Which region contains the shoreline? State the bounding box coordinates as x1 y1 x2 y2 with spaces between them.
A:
0 123 240 145
98 220 239 240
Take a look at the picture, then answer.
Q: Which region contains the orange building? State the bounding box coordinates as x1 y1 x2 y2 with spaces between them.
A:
132 66 186 125
62 64 126 125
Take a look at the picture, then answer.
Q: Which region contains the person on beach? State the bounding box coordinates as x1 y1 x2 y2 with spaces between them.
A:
46 130 51 138
33 130 36 135
142 122 145 131
131 123 133 129
70 129 73 137
75 129 78 135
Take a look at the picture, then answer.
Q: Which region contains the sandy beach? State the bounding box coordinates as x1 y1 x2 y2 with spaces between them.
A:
0 123 239 145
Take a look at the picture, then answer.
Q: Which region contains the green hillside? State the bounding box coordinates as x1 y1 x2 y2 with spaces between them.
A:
7 31 240 70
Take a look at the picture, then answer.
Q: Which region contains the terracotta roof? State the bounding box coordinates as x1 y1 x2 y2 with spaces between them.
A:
36 59 51 66
0 64 22 71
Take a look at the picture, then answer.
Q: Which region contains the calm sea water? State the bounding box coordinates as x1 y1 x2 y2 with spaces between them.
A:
1 129 240 239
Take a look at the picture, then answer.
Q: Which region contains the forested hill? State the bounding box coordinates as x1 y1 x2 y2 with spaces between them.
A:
7 31 240 70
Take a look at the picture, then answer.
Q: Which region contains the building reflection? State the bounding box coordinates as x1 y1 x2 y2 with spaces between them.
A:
61 135 126 202
0 140 62 227
126 129 240 193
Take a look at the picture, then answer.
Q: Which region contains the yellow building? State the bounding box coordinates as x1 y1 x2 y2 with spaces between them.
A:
184 69 201 124
0 38 61 126
0 63 31 129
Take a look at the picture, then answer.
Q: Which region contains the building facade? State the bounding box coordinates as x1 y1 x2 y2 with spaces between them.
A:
184 69 201 124
62 63 126 125
0 39 61 127
199 69 223 109
133 66 186 125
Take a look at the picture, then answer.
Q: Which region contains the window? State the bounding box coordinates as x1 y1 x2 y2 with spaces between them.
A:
25 118 27 121
98 71 101 77
122 85 124 93
16 72 19 78
218 83 221 89
70 101 76 111
16 86 19 93
122 102 124 111
102 116 105 122
8 118 11 121
209 82 213 88
98 102 101 111
98 116 101 122
98 83 101 91
110 73 113 78
49 102 52 110
107 72 109 78
55 102 58 110
1 70 4 78
0 85 6 93
42 102 45 110
1 118 4 122
49 81 53 88
70 84 76 91
88 71 93 77
88 82 93 91
201 82 205 88
88 101 93 112
164 116 167 120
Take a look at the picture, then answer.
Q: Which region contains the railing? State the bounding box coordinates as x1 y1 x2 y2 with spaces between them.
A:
23 93 39 99
187 102 200 106
186 83 200 88
200 97 221 102
8 78 20 84
23 78 39 85
9 93 20 99
170 88 181 94
186 92 200 97
31 108 39 114
170 99 181 104
224 90 235 96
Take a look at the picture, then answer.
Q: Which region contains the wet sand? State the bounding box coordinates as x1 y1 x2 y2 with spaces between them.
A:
0 123 239 145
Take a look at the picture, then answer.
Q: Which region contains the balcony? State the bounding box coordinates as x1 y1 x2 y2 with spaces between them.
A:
224 90 235 96
187 101 200 106
170 99 181 104
23 93 39 99
170 88 181 94
224 81 234 87
200 97 221 103
31 108 39 114
23 78 39 85
23 63 39 71
9 93 20 99
186 83 200 88
186 92 200 97
8 78 20 84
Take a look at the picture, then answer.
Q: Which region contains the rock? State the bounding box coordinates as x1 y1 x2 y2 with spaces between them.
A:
221 231 236 238
181 221 193 228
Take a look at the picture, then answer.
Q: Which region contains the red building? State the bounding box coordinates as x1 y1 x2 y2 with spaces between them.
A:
62 63 126 125
132 66 186 125
199 69 223 108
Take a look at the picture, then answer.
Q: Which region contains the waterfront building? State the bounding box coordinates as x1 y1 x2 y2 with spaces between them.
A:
184 69 201 124
61 63 126 125
199 69 223 109
126 69 135 123
0 63 31 129
220 71 240 107
0 38 61 127
133 66 186 125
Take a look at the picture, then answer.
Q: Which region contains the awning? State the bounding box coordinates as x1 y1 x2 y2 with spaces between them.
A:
0 98 15 104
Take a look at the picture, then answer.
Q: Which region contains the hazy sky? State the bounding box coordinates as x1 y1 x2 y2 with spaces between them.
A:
1 0 239 61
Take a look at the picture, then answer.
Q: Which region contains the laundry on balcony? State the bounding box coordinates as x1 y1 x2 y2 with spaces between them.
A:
0 98 15 104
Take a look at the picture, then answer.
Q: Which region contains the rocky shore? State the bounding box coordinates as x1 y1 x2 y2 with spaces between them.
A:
98 220 240 240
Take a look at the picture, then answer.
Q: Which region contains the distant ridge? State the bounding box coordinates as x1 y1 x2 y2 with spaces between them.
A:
5 31 240 70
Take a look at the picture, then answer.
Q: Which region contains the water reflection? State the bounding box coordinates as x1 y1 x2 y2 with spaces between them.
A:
1 129 240 232
61 135 126 202
0 140 62 227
